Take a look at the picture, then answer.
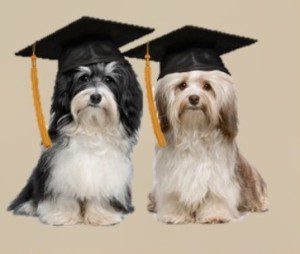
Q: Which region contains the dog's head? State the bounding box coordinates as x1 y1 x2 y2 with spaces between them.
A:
49 61 142 139
155 70 238 140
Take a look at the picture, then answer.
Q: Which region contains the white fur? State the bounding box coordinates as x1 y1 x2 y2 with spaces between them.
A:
155 130 240 205
47 131 132 201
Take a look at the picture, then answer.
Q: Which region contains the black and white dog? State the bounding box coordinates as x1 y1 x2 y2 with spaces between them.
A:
8 60 142 226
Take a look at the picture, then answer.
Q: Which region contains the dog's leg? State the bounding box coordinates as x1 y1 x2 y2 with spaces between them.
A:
83 198 124 226
37 196 82 226
236 153 269 213
196 199 232 224
196 196 236 224
196 190 241 224
156 193 194 224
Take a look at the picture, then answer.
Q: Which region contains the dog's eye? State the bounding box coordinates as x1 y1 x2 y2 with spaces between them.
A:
78 74 90 83
178 82 187 90
203 81 212 91
104 76 114 84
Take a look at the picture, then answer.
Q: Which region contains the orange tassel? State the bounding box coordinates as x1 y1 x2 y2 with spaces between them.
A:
144 43 167 147
31 44 52 148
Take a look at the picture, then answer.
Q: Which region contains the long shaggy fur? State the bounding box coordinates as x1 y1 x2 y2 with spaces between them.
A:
8 60 142 226
150 70 268 224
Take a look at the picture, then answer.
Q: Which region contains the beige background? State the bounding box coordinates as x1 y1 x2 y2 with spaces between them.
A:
0 0 299 253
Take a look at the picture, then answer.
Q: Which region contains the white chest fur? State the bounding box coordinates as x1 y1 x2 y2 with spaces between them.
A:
154 131 240 206
48 133 132 201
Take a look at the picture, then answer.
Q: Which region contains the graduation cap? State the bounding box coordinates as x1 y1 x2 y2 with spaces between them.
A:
123 26 257 147
16 16 154 148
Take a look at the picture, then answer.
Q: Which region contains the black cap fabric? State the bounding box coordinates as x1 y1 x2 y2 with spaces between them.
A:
124 25 257 79
16 16 154 72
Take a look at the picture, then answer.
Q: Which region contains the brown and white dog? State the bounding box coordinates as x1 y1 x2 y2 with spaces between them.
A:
148 70 268 224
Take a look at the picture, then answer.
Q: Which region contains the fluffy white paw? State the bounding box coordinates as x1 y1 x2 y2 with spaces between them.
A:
157 213 194 224
196 200 239 224
197 216 230 224
39 212 82 226
37 198 82 226
84 212 123 226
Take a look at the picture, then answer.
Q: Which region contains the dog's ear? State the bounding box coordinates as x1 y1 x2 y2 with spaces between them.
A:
48 73 73 139
117 61 143 138
155 89 170 133
218 99 238 140
53 73 73 112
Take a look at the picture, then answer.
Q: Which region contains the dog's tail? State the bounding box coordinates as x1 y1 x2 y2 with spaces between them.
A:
7 179 36 216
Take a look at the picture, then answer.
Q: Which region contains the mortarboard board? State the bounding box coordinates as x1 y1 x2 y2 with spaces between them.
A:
125 25 257 79
17 16 154 72
17 16 154 148
123 26 257 147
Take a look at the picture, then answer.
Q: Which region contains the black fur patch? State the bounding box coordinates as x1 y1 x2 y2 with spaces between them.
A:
109 186 134 214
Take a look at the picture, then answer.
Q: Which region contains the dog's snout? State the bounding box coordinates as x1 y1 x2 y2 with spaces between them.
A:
188 95 200 106
90 93 102 104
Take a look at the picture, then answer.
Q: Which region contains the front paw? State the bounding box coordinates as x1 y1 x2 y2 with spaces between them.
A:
39 212 82 226
84 212 123 226
157 213 194 224
197 216 230 224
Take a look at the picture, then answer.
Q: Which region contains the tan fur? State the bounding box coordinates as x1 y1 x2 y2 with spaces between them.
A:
155 90 170 133
236 153 269 212
147 193 157 213
218 103 238 140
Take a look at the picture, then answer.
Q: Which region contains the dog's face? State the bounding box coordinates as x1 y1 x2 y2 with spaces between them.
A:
69 63 120 129
49 61 142 139
155 70 238 139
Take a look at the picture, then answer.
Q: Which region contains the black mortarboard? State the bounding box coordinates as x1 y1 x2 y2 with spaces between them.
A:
17 17 154 148
124 25 257 79
16 16 154 72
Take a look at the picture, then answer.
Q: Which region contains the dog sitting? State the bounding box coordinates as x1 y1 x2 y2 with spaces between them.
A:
148 70 268 224
8 61 142 226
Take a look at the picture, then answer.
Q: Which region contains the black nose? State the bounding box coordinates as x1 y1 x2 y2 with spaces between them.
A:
90 93 102 104
189 95 200 106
